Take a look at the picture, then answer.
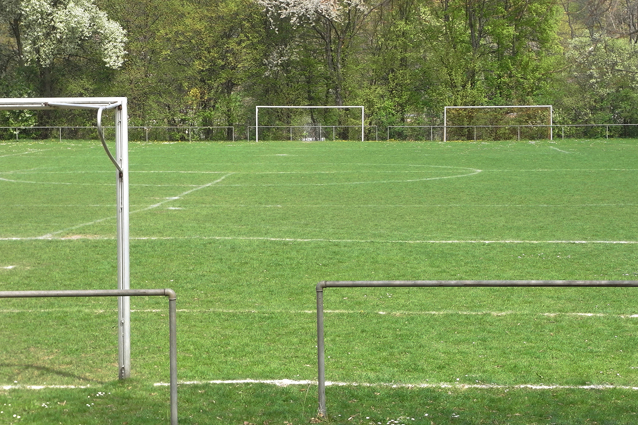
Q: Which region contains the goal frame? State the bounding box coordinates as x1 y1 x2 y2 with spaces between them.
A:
255 105 365 142
444 105 553 142
0 97 132 379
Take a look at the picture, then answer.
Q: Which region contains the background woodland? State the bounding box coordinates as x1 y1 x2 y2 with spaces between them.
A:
1 0 638 131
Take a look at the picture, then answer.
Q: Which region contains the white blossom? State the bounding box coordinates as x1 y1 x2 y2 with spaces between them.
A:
0 0 126 68
255 0 369 25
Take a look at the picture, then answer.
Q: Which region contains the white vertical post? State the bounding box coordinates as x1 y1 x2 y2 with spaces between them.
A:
443 107 447 142
361 107 365 141
255 106 259 142
116 100 131 379
549 105 553 141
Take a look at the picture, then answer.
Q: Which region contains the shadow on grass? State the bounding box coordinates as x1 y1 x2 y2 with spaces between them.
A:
0 363 105 384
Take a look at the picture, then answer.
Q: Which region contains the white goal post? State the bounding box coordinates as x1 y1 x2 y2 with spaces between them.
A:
0 97 132 379
444 105 553 142
255 105 365 142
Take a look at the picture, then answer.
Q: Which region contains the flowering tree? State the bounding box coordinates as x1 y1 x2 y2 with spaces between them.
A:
0 0 126 69
256 0 382 107
256 0 368 25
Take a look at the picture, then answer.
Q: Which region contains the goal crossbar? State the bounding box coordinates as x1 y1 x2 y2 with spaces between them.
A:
255 105 365 142
316 279 638 417
444 105 553 142
0 97 132 380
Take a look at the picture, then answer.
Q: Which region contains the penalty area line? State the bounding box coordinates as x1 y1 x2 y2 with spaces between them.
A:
32 173 234 239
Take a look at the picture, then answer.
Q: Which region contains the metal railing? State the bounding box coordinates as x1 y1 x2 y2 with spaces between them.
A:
0 289 178 425
316 280 638 418
0 126 234 142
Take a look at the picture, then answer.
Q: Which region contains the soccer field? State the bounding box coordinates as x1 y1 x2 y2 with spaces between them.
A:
1 139 638 424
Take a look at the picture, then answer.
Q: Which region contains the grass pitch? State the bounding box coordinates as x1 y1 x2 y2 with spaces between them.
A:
1 139 638 424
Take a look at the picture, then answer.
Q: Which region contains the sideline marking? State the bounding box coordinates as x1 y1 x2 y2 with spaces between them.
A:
1 308 635 318
153 379 638 391
5 381 638 391
131 236 638 245
2 235 638 244
1 384 91 390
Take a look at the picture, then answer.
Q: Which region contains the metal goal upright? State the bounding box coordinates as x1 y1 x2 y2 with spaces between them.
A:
444 105 553 142
0 97 132 379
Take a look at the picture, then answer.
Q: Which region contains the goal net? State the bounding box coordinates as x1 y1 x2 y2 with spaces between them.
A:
255 106 365 142
444 105 553 142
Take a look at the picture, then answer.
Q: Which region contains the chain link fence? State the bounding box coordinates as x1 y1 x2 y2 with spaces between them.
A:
3 123 638 142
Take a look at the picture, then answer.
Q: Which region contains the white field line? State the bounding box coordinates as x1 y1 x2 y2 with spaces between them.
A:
33 173 233 239
131 173 234 214
2 235 638 244
5 203 638 209
486 168 638 172
152 379 638 391
0 149 51 159
1 384 91 390
549 146 572 154
1 308 637 319
219 169 482 187
5 381 638 391
0 167 481 187
127 236 638 245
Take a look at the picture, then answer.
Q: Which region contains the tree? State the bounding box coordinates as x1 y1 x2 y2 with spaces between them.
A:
256 0 389 107
558 35 638 128
416 0 561 108
0 0 126 97
97 0 184 125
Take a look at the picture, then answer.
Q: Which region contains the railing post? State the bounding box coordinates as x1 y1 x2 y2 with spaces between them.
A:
0 288 177 425
316 282 327 417
168 289 178 425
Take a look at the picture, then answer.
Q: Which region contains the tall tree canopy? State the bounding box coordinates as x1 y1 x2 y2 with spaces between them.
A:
1 0 637 132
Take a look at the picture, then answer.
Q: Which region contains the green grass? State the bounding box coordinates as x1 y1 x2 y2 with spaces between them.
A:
1 139 638 423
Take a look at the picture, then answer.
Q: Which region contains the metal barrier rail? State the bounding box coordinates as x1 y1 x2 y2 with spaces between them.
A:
0 289 178 425
316 280 638 417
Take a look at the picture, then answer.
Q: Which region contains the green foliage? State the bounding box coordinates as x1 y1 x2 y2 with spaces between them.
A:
1 0 638 131
556 35 638 128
